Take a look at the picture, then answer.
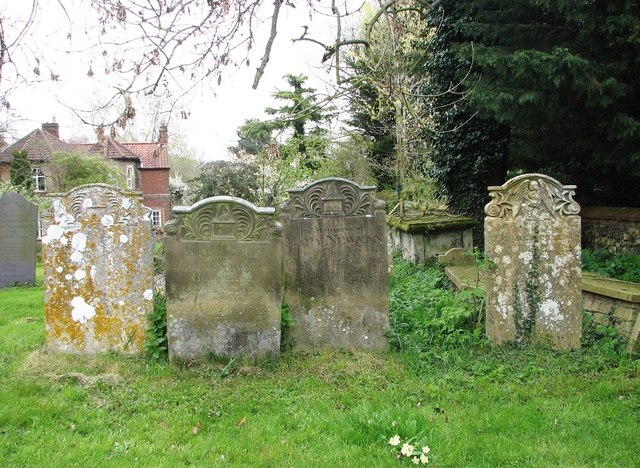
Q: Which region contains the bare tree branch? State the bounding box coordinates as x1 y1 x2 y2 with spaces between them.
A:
252 0 282 89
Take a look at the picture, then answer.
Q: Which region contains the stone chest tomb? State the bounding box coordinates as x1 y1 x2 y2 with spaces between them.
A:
0 192 38 288
164 196 282 362
42 184 154 354
280 178 389 351
484 174 582 349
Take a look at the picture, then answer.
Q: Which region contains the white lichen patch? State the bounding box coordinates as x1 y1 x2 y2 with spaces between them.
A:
71 232 87 252
118 300 125 307
90 266 96 279
101 214 115 227
143 289 153 301
42 224 64 244
82 198 94 209
502 255 512 265
70 251 83 263
74 269 86 281
56 266 63 273
65 274 73 281
119 234 129 244
70 296 96 323
495 245 503 254
518 251 533 264
60 236 68 246
540 299 564 322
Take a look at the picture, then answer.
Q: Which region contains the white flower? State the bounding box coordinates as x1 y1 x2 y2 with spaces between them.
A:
422 446 431 454
412 456 420 464
389 435 401 446
420 454 429 464
392 420 398 427
401 443 415 457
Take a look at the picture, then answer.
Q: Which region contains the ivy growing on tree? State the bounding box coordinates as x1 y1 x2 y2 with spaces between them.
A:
9 150 33 190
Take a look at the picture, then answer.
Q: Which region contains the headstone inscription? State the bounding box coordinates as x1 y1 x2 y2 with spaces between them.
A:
0 192 38 288
164 197 282 362
280 178 390 351
484 173 582 349
42 184 154 354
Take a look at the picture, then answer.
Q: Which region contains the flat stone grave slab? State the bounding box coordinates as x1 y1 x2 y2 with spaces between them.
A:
164 196 282 363
0 192 38 288
42 184 154 355
280 178 389 351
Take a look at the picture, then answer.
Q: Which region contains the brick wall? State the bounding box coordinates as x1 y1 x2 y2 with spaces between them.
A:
139 168 171 226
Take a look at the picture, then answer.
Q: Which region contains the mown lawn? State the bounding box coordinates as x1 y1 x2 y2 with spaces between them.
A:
0 262 638 466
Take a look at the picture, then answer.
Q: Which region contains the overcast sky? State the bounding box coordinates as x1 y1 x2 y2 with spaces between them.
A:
3 1 362 161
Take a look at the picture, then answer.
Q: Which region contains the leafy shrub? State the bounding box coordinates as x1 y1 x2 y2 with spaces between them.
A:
582 248 640 283
388 257 485 355
146 293 168 360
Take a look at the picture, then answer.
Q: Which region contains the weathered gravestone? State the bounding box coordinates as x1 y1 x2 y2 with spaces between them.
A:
42 184 154 354
280 178 389 351
0 192 38 288
164 197 282 362
485 173 582 349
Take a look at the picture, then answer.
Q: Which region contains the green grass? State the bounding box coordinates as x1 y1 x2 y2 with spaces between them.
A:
0 261 638 466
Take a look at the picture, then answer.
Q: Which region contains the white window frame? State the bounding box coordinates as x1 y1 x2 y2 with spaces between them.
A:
151 209 162 228
32 168 46 192
126 165 135 189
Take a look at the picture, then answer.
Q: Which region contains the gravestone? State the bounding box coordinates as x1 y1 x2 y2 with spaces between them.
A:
164 196 282 363
0 193 38 288
280 178 389 351
484 173 582 349
42 184 154 355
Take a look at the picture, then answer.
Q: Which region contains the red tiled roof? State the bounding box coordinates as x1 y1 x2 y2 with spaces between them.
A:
1 127 170 170
73 138 139 161
123 142 170 169
0 129 77 163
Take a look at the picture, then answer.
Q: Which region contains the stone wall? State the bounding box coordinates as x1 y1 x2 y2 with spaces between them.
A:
581 207 640 254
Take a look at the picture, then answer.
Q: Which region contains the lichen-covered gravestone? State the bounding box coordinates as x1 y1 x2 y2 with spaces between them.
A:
280 178 389 351
42 184 154 354
0 192 38 288
485 173 582 349
164 197 282 363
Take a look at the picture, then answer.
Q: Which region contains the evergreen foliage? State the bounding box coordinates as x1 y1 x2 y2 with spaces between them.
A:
9 150 33 191
425 0 640 210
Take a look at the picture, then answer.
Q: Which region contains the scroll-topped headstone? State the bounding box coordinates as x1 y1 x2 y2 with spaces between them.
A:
484 173 582 349
280 178 389 351
42 184 154 355
164 196 282 362
0 193 38 288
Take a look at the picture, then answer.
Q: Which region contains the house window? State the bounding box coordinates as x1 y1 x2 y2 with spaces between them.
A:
151 209 162 228
32 168 46 192
126 165 135 189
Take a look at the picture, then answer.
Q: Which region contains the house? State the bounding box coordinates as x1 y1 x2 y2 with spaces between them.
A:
0 122 171 229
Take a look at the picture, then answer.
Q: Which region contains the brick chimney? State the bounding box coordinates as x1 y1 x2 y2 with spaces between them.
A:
42 122 59 139
159 123 168 144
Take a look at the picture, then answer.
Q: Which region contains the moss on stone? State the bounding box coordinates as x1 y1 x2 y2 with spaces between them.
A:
387 211 477 233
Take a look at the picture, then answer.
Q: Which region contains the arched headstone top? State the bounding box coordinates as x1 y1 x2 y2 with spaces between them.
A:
47 184 148 229
485 173 580 220
165 196 281 242
280 177 386 219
